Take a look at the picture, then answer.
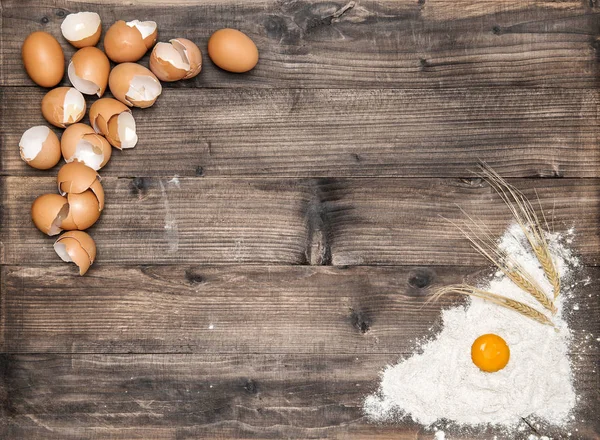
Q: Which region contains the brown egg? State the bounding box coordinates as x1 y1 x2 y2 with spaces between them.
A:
19 125 61 170
207 29 258 73
22 31 65 87
61 123 112 170
61 190 101 230
104 20 157 63
149 38 202 81
109 63 162 108
41 87 86 128
61 12 102 48
54 230 97 275
31 193 69 236
68 47 110 96
57 161 102 196
89 98 138 149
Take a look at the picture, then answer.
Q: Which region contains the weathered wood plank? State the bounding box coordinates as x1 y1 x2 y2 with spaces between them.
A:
0 353 598 439
1 265 597 354
2 0 599 88
2 87 599 178
1 177 599 266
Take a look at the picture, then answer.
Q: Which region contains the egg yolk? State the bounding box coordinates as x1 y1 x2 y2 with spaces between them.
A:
471 334 510 372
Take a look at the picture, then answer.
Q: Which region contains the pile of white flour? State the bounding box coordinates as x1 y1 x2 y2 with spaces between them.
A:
364 224 580 432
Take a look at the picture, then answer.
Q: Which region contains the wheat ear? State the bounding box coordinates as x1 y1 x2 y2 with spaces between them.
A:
477 163 561 299
446 212 557 314
432 284 555 327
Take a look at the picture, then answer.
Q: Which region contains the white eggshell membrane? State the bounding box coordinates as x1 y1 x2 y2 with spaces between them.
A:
117 112 138 149
61 12 101 42
54 241 72 262
64 88 86 124
68 62 100 95
127 75 162 104
155 42 190 70
65 138 104 170
50 203 70 236
126 20 156 39
19 125 50 160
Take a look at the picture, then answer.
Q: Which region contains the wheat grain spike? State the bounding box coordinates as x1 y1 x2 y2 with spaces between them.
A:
477 163 561 299
432 284 555 327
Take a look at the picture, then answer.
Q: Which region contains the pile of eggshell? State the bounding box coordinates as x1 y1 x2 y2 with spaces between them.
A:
20 12 259 275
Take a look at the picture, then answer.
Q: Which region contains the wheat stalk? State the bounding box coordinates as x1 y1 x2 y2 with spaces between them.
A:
432 284 555 327
477 163 561 300
446 212 557 314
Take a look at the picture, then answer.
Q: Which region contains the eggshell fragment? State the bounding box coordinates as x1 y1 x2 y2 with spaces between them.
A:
149 38 202 81
68 47 110 96
54 231 96 275
57 161 101 195
61 190 101 230
60 12 102 48
109 63 162 108
61 123 112 170
19 126 61 170
208 29 258 73
22 31 65 87
31 193 69 236
41 87 86 128
104 20 157 63
89 98 138 149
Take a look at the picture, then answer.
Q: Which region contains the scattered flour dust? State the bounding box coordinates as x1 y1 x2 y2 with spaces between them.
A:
364 224 582 437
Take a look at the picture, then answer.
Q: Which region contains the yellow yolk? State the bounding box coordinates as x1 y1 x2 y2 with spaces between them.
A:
471 334 510 372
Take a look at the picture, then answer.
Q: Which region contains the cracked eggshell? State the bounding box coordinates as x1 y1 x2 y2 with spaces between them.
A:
149 38 202 81
61 12 102 48
22 31 65 87
207 29 258 73
104 20 157 63
68 47 110 96
41 87 86 128
61 123 112 170
31 193 69 236
89 98 137 149
109 63 162 108
57 161 101 195
54 230 96 275
19 125 61 170
60 190 101 231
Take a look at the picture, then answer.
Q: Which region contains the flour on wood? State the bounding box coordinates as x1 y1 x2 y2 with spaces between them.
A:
365 224 585 437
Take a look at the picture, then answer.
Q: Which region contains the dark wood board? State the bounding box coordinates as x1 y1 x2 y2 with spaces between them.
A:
0 354 599 440
2 0 600 89
2 87 600 178
2 177 599 266
2 0 600 439
1 264 598 355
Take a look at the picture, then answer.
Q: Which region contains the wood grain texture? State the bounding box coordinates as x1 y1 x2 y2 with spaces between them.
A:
1 353 598 439
2 87 600 178
1 265 598 355
1 177 599 266
2 0 600 88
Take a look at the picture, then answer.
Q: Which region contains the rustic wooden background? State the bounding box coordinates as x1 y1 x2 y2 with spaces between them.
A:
1 0 599 439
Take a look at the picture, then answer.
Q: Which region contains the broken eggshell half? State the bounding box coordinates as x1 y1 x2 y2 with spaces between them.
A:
109 63 162 108
56 162 104 210
68 47 110 97
149 38 202 82
60 189 102 231
60 12 102 48
61 123 112 170
54 230 96 275
103 20 157 63
41 87 86 128
19 125 61 170
31 193 69 236
89 98 138 149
